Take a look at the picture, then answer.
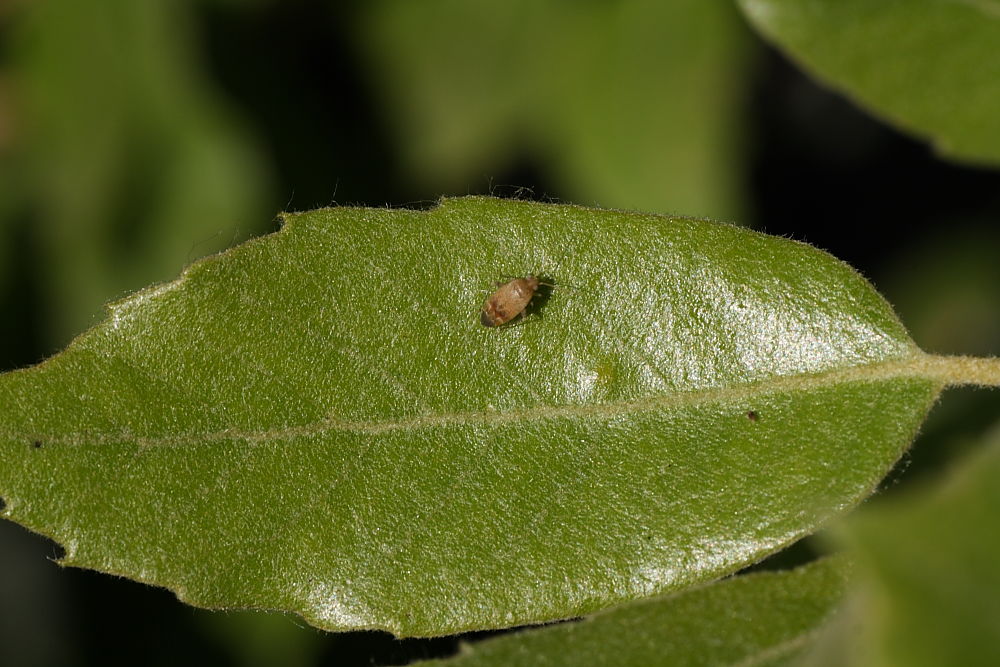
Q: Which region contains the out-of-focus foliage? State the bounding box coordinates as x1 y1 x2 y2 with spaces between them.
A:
799 423 1000 666
737 0 1000 166
879 226 1000 358
853 426 1000 666
0 0 271 350
200 610 326 667
357 0 750 220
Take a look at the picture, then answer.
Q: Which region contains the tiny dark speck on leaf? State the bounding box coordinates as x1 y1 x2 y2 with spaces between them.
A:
747 411 759 422
32 440 42 448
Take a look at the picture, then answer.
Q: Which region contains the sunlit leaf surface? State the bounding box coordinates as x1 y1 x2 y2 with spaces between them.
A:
0 197 939 636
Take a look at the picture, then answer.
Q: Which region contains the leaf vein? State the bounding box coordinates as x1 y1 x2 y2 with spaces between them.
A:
13 353 982 449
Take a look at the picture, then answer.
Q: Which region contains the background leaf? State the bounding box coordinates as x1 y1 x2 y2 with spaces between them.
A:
417 556 851 667
358 0 750 219
1 0 271 349
0 197 940 636
736 0 1000 166
825 420 1000 666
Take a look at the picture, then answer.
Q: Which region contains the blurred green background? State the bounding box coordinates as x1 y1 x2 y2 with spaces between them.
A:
1 1 998 665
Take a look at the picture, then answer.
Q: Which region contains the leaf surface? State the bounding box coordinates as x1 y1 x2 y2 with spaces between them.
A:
419 556 850 667
736 0 1000 165
0 197 939 636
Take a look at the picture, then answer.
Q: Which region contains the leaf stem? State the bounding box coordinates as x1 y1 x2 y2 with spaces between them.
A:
919 354 1000 388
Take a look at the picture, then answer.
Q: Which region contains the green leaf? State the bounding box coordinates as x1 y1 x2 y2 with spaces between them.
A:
419 556 851 667
736 0 1000 166
360 0 750 219
4 0 271 345
0 196 941 636
831 422 1000 666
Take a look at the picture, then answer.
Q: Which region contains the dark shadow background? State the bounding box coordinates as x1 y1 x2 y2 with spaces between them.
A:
1 2 998 666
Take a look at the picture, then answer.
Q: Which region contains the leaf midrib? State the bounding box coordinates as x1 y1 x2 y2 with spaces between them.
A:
10 351 957 449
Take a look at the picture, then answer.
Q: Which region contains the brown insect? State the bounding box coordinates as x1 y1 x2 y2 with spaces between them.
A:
480 276 544 327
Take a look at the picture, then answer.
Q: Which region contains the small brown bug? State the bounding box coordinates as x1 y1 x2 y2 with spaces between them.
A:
480 276 543 327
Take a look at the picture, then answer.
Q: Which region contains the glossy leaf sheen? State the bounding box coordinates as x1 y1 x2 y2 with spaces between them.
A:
737 0 1000 165
0 197 938 636
419 557 850 666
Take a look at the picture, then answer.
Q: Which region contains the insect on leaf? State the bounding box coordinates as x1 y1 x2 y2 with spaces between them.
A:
0 196 940 636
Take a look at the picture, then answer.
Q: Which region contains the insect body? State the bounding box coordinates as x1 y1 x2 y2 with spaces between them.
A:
480 276 541 327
